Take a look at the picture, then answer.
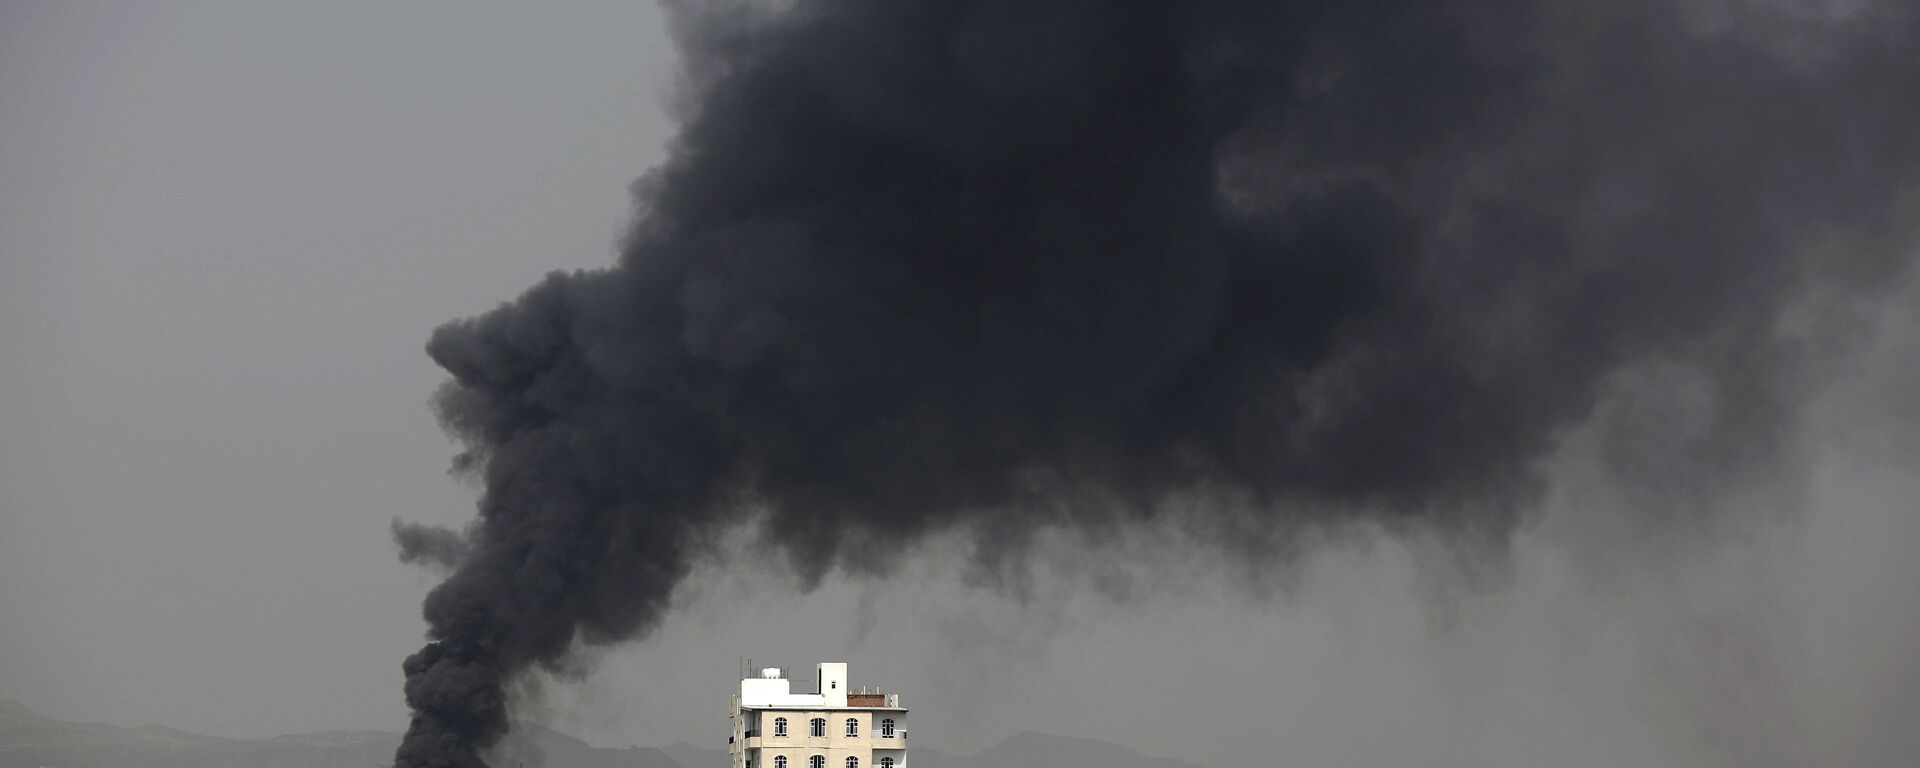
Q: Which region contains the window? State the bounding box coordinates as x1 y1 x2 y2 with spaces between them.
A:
810 718 826 738
880 759 895 768
845 718 859 738
774 718 788 737
775 758 787 768
880 719 895 738
846 758 859 768
810 757 825 768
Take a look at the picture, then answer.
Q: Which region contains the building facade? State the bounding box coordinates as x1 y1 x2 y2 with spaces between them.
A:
730 662 907 768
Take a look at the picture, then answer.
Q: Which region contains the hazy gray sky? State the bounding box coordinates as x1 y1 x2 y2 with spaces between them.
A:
0 0 672 739
3 3 1917 768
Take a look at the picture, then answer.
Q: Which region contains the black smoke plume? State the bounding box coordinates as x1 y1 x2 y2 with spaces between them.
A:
394 2 1920 765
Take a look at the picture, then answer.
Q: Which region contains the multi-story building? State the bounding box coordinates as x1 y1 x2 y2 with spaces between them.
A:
729 662 907 768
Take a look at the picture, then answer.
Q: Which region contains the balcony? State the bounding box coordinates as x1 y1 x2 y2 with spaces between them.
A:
745 727 906 749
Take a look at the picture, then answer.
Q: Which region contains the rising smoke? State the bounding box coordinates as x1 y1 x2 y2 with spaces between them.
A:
392 2 1920 765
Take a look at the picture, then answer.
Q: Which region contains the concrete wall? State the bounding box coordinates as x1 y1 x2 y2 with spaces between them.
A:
741 676 828 708
818 662 848 708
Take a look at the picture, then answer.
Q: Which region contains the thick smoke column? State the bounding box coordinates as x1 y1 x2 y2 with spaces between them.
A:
394 2 1920 765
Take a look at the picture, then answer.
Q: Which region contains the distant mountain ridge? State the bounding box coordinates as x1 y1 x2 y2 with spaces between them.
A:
0 701 1207 768
909 732 1206 768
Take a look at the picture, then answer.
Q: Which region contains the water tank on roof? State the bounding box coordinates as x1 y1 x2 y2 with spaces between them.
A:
760 667 781 679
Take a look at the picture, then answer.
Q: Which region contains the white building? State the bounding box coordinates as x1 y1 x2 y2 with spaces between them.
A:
729 662 907 768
